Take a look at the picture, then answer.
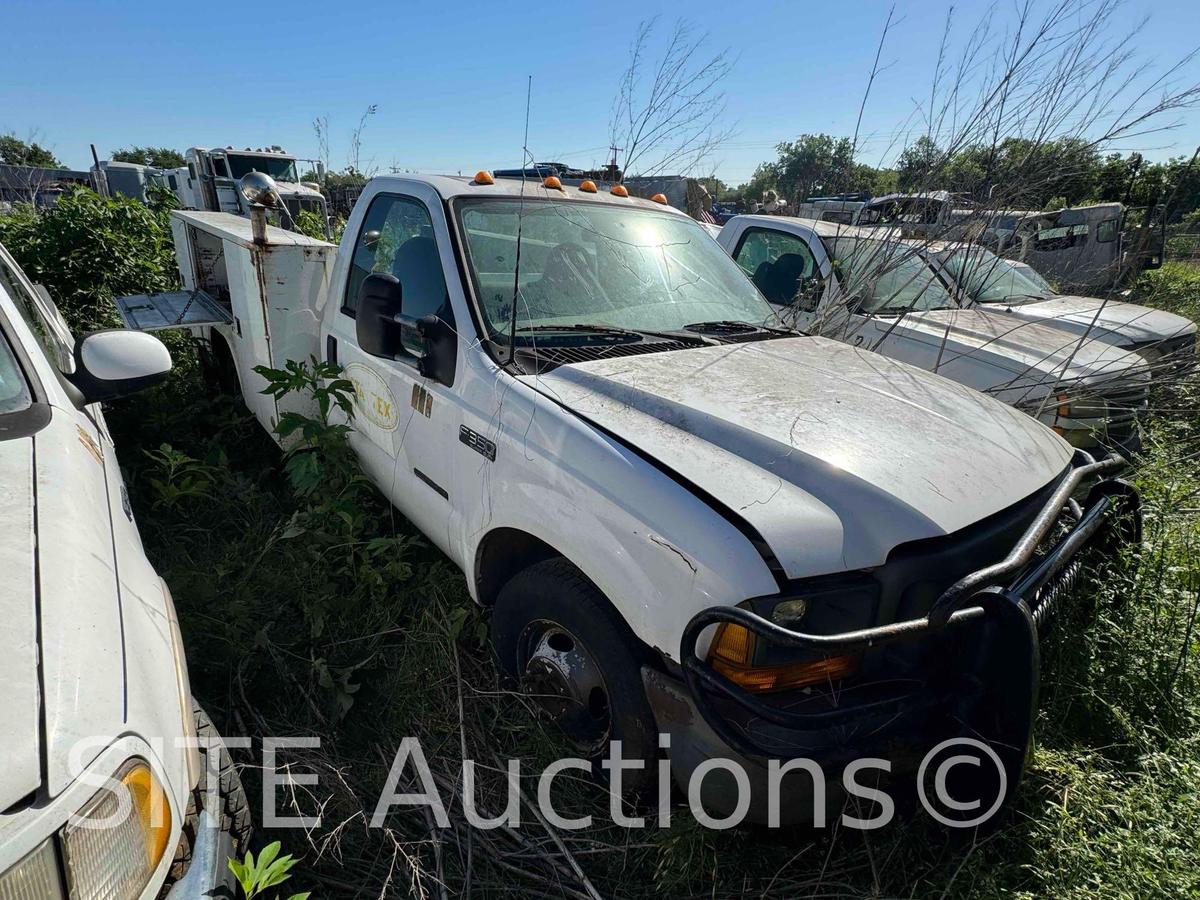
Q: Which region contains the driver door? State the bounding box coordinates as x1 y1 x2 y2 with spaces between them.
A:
326 188 462 553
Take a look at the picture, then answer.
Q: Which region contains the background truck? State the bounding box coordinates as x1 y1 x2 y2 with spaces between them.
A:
0 241 248 897
120 171 1136 822
716 214 1151 453
171 146 329 236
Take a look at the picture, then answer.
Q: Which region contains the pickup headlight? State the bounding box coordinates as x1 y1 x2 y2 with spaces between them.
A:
0 841 66 899
61 759 172 900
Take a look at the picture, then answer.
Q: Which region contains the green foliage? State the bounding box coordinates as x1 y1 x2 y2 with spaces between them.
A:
111 146 186 168
228 841 309 900
0 133 62 168
292 209 328 242
0 186 178 331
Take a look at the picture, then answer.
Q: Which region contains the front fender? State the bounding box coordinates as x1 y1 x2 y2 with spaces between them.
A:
459 377 779 660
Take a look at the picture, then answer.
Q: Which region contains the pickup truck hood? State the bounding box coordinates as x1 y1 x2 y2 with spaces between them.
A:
891 307 1144 384
0 437 41 812
980 294 1198 349
529 336 1071 579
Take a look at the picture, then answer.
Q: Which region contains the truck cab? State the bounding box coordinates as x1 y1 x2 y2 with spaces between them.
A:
181 146 328 233
151 173 1137 822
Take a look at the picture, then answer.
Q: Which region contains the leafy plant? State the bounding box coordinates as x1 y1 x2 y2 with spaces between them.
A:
228 841 309 900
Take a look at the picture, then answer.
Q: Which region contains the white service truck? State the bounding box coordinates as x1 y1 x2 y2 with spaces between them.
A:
0 243 248 896
715 215 1152 453
125 172 1139 822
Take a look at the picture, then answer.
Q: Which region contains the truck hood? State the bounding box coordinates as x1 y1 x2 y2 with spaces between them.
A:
272 180 323 199
980 294 1198 349
0 437 41 811
528 336 1072 579
893 306 1145 384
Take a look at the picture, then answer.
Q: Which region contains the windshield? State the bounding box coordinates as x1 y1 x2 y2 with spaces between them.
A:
455 198 777 338
939 248 1055 304
829 238 956 313
226 154 299 182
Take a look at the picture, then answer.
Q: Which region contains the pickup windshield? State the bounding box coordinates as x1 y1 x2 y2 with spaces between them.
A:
455 198 777 339
938 248 1055 304
829 238 957 314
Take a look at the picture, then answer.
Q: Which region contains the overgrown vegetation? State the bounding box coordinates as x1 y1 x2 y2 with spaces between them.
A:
3 190 1199 897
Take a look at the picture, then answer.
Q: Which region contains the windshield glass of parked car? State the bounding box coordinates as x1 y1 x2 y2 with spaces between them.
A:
829 238 956 314
939 248 1055 304
455 198 778 338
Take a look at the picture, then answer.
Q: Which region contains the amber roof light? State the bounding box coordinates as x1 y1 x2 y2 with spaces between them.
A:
610 184 629 197
579 180 598 193
473 170 495 185
543 175 563 190
650 193 669 205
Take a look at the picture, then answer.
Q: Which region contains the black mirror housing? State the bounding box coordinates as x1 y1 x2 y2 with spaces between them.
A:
356 272 405 358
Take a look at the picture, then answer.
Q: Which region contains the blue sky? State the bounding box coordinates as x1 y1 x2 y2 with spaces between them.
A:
3 0 1197 185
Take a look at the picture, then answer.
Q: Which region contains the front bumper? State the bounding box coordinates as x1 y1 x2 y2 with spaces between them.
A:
664 450 1140 823
165 807 237 899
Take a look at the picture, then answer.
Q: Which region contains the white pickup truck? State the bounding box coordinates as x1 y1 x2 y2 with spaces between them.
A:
715 215 1151 453
928 244 1197 371
0 242 247 897
132 172 1139 822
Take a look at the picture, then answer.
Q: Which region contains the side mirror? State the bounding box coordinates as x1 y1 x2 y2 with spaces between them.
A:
795 275 825 313
356 272 405 358
70 330 172 403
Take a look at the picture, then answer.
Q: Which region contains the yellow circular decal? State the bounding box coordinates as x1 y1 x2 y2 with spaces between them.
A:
344 363 399 432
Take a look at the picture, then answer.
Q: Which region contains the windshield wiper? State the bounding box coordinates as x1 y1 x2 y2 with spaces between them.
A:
514 323 708 344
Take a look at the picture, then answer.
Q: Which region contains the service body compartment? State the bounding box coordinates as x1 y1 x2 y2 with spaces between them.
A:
171 210 336 434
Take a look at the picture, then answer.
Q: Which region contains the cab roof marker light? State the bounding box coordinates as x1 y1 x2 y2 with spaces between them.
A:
650 193 669 205
543 175 563 190
611 184 629 197
579 180 598 193
473 170 495 185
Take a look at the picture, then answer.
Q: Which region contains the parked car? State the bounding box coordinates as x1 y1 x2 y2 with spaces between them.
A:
123 174 1138 822
0 241 248 897
716 215 1151 453
929 243 1197 372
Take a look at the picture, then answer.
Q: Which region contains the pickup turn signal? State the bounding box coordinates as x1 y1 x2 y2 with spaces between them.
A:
707 622 859 693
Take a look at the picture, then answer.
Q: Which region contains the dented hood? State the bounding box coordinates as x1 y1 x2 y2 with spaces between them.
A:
981 294 1198 349
529 336 1071 579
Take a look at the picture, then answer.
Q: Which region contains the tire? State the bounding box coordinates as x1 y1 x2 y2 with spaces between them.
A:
168 702 253 883
491 557 659 793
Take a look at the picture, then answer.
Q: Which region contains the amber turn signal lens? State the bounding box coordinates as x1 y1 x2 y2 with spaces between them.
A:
473 170 494 185
579 180 598 193
610 184 629 197
122 762 172 866
650 192 669 205
707 622 858 693
543 175 563 190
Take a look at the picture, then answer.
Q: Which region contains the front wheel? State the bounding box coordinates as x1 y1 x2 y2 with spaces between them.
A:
491 558 659 792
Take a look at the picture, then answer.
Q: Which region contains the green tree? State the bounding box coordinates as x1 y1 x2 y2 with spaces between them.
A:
0 133 63 168
111 146 187 168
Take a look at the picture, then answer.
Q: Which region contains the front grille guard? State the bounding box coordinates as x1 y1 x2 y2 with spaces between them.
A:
679 450 1138 760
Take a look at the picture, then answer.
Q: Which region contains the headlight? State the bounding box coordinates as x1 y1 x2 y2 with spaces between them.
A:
0 841 66 899
61 759 172 900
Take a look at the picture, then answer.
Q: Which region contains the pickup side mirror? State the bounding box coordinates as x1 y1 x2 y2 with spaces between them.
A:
794 275 825 313
355 272 457 387
70 330 172 404
357 272 406 358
